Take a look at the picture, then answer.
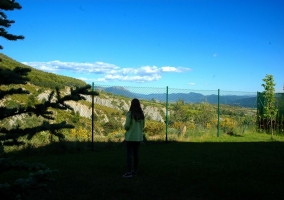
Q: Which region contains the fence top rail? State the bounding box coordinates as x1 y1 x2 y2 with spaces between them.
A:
93 84 258 95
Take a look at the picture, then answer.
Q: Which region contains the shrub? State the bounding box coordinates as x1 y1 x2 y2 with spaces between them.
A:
220 118 236 134
70 127 90 141
144 121 165 136
107 131 125 140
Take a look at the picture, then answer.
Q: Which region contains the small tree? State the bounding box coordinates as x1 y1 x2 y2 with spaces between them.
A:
195 102 215 128
261 74 278 139
169 99 189 124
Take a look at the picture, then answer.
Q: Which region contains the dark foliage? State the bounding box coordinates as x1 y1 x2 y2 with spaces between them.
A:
0 2 98 197
0 0 24 50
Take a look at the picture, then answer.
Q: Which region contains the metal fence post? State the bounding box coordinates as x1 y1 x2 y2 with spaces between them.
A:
91 82 94 150
166 86 169 142
217 89 220 137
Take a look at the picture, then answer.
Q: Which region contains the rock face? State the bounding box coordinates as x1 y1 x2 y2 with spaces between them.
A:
37 91 51 102
37 91 165 122
65 101 94 119
143 106 164 122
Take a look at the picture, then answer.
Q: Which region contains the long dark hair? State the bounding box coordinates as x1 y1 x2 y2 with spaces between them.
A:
129 98 145 121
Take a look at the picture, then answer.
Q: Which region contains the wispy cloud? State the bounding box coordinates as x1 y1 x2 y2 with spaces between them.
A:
22 61 191 83
162 66 187 72
188 82 195 85
22 61 119 74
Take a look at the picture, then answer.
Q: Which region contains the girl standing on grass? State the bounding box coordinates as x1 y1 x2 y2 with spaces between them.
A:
122 98 145 178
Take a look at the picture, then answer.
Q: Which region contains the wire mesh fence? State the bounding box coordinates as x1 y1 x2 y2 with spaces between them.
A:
2 82 284 150
88 84 260 142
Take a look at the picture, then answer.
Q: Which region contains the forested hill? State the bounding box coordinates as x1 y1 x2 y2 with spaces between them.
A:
0 53 86 89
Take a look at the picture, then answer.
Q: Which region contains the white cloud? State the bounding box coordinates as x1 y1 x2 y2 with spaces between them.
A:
103 74 161 82
38 65 59 72
77 77 88 81
188 82 195 85
96 78 106 82
22 61 191 83
136 66 160 75
162 66 190 72
22 61 119 74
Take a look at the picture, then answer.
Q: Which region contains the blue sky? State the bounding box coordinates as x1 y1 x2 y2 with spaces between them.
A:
1 0 284 92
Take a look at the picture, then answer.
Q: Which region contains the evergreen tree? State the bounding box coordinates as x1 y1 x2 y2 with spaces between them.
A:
0 1 99 198
0 67 97 198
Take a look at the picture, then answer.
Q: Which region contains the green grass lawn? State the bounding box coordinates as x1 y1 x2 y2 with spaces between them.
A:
4 132 284 200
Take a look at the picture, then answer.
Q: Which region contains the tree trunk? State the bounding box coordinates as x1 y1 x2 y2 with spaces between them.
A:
271 119 274 139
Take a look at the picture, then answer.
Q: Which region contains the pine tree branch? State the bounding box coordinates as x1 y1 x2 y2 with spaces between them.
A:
0 27 24 40
0 85 95 120
0 67 30 85
0 18 15 28
0 88 29 100
0 0 22 10
0 121 74 145
0 11 7 19
0 19 14 28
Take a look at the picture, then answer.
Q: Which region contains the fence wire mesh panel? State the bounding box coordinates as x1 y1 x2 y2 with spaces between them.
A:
91 85 167 142
218 90 258 137
166 88 219 141
90 84 261 142
166 89 258 141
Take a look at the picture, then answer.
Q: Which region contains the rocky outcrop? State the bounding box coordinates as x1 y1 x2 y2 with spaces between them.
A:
65 101 94 119
143 106 164 122
37 91 165 122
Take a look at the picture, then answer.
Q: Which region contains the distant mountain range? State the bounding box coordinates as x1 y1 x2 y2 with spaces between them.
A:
101 86 257 107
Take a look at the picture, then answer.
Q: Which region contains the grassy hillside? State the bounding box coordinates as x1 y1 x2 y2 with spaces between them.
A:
0 53 86 89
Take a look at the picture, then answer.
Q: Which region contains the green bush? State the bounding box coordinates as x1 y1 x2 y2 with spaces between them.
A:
144 121 165 136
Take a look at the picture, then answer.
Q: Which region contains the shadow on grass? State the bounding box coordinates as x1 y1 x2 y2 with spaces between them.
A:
226 132 244 137
4 140 284 200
